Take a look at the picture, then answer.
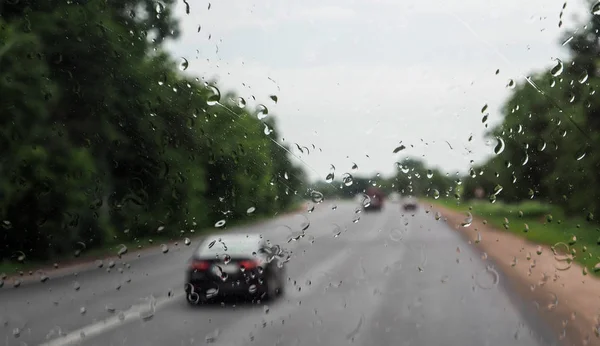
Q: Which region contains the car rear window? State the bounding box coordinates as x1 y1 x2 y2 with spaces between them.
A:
197 236 262 257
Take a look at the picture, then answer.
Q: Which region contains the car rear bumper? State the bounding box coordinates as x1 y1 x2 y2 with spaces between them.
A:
185 278 266 299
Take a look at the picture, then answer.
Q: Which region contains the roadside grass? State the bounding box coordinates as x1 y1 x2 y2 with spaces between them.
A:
0 202 305 278
424 198 600 274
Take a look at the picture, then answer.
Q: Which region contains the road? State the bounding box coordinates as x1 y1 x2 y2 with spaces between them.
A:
1 201 558 346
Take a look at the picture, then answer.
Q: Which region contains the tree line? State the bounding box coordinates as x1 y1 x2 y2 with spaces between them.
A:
0 0 305 262
462 5 600 217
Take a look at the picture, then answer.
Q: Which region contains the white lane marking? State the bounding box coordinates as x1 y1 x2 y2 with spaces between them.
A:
40 293 183 346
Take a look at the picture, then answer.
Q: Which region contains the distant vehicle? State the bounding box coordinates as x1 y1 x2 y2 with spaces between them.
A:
185 234 285 304
403 196 418 211
364 186 385 211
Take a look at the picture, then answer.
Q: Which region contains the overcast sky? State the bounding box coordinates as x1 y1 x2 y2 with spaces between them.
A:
165 0 590 182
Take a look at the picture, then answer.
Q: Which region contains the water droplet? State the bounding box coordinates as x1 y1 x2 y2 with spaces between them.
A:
537 140 546 152
481 104 488 113
161 244 169 254
269 95 278 104
237 97 246 108
493 184 503 196
215 219 226 228
351 163 358 172
476 266 499 289
461 212 473 227
523 223 529 233
310 190 324 203
575 147 587 161
389 229 403 242
536 246 543 255
522 152 529 166
579 71 589 84
434 212 442 220
342 173 354 186
393 144 406 153
13 327 20 338
592 1 600 15
184 238 191 246
73 281 81 291
179 57 189 71
117 244 128 258
246 206 256 214
256 104 269 120
249 284 257 294
432 189 440 199
206 86 220 106
426 170 433 179
506 79 515 88
553 242 573 271
593 263 600 272
482 114 488 123
325 172 334 183
263 123 273 135
550 59 564 77
494 137 505 154
155 1 164 13
569 235 577 245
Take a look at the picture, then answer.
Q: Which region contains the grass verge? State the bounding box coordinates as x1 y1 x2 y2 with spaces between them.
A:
424 198 600 274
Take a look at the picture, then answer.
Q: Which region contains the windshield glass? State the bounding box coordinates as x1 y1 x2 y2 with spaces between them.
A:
3 0 600 345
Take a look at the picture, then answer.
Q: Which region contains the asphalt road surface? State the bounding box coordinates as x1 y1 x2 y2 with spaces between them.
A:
1 201 558 346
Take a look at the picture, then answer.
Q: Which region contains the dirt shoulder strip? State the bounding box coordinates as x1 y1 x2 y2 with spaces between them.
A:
429 203 600 346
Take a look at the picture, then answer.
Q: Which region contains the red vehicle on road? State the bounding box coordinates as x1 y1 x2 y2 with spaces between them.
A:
364 187 385 212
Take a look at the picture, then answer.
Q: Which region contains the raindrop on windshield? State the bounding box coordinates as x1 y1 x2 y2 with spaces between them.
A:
325 172 334 183
592 1 600 15
432 189 440 199
311 190 324 203
215 219 226 228
256 104 269 120
550 59 564 76
579 71 589 84
461 212 473 227
476 266 500 289
206 86 221 106
179 57 189 71
237 97 246 108
506 79 515 88
269 95 278 104
393 144 406 153
342 173 354 186
161 244 169 254
494 137 505 154
246 206 256 214
155 1 164 13
426 170 433 179
184 238 191 246
73 281 81 291
351 163 358 172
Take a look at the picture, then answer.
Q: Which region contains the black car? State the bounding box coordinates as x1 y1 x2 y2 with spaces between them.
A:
403 197 418 211
184 234 286 304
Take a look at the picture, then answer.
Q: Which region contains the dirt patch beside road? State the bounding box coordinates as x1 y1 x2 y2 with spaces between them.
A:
430 204 600 346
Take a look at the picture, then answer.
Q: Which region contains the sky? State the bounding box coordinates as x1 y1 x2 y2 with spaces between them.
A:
165 0 591 182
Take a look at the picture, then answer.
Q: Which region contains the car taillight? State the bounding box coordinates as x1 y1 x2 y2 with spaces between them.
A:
190 260 210 270
239 260 258 269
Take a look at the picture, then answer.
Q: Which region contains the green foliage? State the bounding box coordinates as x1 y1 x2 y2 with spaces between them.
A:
463 8 600 219
0 0 304 262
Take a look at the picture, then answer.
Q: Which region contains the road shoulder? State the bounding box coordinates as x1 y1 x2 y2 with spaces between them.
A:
429 203 600 346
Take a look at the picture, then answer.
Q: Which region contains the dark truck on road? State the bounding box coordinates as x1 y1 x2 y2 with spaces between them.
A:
363 187 385 212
